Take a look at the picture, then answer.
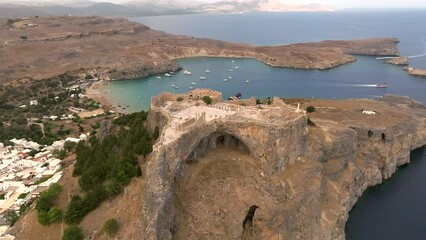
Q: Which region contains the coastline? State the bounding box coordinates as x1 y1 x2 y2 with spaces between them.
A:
85 81 128 114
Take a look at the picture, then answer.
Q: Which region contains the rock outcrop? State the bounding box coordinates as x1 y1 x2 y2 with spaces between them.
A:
142 91 426 240
405 67 426 78
386 56 409 65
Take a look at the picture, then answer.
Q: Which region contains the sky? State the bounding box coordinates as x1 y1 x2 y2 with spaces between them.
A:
1 0 425 9
97 0 426 9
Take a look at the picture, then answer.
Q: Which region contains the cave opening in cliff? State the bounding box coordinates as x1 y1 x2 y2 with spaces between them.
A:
186 134 250 163
173 133 263 240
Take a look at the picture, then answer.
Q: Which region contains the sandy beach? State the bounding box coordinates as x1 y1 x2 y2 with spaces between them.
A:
85 81 126 114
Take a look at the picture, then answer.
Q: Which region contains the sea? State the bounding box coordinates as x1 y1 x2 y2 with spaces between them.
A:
101 11 426 239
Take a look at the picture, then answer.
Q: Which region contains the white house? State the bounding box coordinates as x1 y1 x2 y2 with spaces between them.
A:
29 100 38 106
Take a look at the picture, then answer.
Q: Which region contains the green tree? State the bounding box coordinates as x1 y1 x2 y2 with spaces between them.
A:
306 106 316 113
3 209 19 226
106 180 123 197
202 96 212 105
63 225 84 240
64 141 77 152
38 210 50 226
103 218 119 236
48 207 62 223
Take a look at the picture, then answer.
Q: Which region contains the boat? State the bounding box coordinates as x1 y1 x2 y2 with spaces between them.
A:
232 60 235 63
156 76 161 79
189 87 194 90
228 76 232 79
169 72 175 75
191 82 197 85
171 84 175 87
164 73 172 77
200 77 206 80
183 70 192 75
222 79 228 82
174 86 179 89
376 83 388 88
235 66 239 69
228 69 233 72
245 80 250 83
205 69 211 73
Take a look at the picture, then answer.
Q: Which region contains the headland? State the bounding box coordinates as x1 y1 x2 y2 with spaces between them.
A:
143 89 426 240
0 16 399 84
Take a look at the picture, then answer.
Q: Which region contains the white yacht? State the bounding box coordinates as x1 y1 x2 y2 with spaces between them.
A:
235 66 239 69
183 70 192 75
164 73 172 77
245 80 250 83
191 82 197 85
205 69 211 73
200 77 206 80
156 76 161 79
222 79 228 82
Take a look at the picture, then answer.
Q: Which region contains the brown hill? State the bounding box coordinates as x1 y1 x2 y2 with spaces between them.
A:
0 16 399 84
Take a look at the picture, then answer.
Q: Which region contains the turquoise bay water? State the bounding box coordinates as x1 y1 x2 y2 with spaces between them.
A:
102 55 426 112
102 12 426 239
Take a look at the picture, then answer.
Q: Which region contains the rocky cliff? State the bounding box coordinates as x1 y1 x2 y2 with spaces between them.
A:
142 93 426 240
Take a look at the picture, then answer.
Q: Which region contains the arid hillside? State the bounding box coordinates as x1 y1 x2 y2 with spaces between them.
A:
0 16 399 84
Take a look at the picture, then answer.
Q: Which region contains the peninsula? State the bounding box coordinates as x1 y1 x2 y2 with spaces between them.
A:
143 90 426 240
0 16 399 84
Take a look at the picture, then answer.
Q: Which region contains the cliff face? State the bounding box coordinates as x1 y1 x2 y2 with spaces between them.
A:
142 94 426 240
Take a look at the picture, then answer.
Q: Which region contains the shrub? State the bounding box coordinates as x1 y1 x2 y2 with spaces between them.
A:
103 218 119 236
36 183 63 225
202 96 212 105
176 96 184 102
63 225 84 240
3 209 19 226
37 211 50 226
306 106 316 113
48 207 62 223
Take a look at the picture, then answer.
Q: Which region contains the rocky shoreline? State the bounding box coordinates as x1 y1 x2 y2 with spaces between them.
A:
405 67 426 78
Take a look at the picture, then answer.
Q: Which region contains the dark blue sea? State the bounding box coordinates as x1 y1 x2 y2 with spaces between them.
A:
104 11 426 239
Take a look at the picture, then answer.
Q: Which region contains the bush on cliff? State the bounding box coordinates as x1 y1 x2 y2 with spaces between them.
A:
306 106 316 113
202 96 212 105
63 225 84 240
35 183 63 226
103 218 119 236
